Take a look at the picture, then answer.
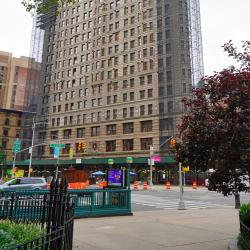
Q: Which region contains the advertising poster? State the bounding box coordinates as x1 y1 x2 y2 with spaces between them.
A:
107 169 122 187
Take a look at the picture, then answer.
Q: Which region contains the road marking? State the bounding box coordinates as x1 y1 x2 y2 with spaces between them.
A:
132 194 232 210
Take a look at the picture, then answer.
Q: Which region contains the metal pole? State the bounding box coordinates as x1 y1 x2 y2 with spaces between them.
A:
149 145 154 187
12 153 16 178
183 171 186 186
127 163 131 212
55 138 60 179
178 162 186 210
28 117 36 177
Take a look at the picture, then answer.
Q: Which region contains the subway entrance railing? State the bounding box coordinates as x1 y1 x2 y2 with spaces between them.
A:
0 188 132 218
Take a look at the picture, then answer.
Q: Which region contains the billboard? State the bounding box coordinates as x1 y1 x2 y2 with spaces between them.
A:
107 169 123 187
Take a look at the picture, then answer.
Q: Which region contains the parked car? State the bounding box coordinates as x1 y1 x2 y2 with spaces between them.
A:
0 177 47 192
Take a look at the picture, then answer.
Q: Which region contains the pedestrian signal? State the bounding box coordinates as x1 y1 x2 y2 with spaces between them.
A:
169 138 176 147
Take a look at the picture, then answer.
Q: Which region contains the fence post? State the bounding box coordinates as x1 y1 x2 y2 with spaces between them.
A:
9 193 15 220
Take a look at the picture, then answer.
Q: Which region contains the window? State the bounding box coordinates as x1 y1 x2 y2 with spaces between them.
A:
123 108 127 118
91 126 100 136
4 118 9 126
148 104 153 115
168 101 174 113
3 128 9 137
123 139 133 151
106 140 116 152
141 120 152 132
141 138 153 150
50 130 58 139
106 124 116 135
130 92 134 101
123 122 134 134
113 109 117 119
140 90 145 99
77 128 85 138
140 76 145 85
140 105 145 116
148 89 153 98
130 107 134 117
62 144 71 154
63 129 71 139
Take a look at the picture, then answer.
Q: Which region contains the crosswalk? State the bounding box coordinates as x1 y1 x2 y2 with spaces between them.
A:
132 194 231 210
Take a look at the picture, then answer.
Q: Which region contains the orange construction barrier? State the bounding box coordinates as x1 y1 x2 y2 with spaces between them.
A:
166 181 171 190
192 181 197 189
134 181 138 190
80 182 86 189
86 179 90 186
99 181 107 189
143 181 148 190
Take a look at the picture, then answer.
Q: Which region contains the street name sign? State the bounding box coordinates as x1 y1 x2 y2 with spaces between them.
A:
50 143 65 148
12 139 21 153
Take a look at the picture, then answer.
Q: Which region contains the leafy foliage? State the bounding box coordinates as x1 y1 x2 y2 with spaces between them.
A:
0 229 16 250
176 41 250 195
0 220 44 249
21 0 76 14
240 203 250 227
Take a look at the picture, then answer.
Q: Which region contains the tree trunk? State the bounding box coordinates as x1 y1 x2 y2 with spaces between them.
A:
234 190 241 209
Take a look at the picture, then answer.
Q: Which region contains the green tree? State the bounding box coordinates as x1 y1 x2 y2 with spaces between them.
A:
175 41 250 208
21 0 76 14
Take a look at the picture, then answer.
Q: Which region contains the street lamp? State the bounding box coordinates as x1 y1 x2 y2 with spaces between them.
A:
126 156 133 213
149 146 154 187
28 117 47 177
159 136 185 210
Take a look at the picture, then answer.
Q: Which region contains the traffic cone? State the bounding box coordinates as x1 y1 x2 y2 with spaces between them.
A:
166 181 171 190
143 181 148 190
192 181 197 189
134 181 138 190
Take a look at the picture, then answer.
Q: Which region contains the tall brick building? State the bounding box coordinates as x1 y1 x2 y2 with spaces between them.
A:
36 0 203 161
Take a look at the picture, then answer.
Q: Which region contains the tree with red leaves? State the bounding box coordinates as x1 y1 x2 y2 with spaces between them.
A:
176 41 250 208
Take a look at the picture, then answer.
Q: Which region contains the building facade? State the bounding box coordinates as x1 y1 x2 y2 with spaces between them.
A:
36 0 203 160
0 109 23 161
0 52 32 111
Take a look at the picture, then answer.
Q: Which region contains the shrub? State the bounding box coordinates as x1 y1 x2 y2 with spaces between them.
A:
0 220 44 250
0 229 16 250
238 233 250 250
239 203 250 227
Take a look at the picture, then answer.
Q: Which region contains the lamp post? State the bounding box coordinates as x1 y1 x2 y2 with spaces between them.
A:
126 156 133 212
149 146 154 187
28 117 47 177
178 161 186 210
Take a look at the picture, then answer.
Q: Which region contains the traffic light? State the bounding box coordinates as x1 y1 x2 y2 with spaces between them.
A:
169 138 176 148
77 142 82 152
77 142 87 152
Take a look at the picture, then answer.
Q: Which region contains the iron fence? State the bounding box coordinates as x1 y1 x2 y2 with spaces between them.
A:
0 178 74 250
239 218 250 248
1 188 132 218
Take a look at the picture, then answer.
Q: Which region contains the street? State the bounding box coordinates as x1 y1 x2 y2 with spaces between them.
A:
132 187 250 211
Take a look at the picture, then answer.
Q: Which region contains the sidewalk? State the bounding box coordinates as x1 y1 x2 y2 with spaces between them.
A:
73 208 239 250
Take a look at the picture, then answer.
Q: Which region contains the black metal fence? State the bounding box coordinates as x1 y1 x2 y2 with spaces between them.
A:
239 219 250 248
0 178 74 250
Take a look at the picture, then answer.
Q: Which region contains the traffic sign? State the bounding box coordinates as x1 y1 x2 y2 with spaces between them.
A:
12 139 21 153
182 166 190 172
54 147 60 158
50 143 65 148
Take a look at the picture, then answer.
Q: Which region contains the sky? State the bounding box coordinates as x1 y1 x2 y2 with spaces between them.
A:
0 0 249 75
